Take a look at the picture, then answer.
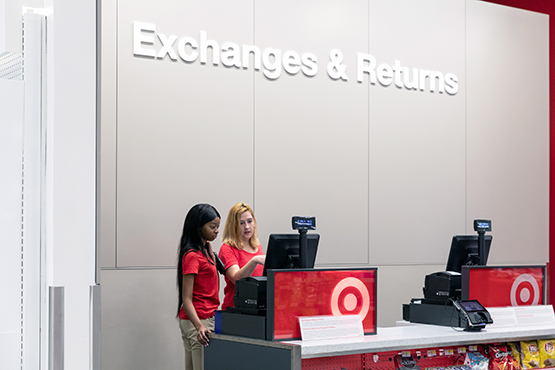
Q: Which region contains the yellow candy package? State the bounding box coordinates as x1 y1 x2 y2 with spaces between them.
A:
509 342 522 368
538 339 555 368
521 341 540 369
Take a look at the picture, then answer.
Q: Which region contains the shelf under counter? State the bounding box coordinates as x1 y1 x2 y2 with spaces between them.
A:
279 323 555 359
207 323 555 370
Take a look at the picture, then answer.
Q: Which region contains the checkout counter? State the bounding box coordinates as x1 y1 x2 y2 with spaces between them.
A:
205 265 553 370
206 222 553 369
207 321 555 370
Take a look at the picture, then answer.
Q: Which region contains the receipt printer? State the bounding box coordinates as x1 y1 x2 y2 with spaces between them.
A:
452 299 493 331
233 276 267 315
423 271 461 303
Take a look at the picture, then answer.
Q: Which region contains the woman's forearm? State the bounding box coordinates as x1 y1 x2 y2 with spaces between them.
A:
227 258 260 283
182 298 204 331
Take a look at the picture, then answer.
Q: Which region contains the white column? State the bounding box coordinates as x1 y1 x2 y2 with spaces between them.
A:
42 0 97 368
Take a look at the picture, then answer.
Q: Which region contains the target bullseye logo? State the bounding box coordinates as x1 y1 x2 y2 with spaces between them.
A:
510 274 540 306
330 277 370 320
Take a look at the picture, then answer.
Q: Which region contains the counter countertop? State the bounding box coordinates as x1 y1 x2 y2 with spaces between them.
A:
280 323 555 359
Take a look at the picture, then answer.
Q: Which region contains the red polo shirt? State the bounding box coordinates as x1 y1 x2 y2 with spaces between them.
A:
219 243 264 311
178 250 219 320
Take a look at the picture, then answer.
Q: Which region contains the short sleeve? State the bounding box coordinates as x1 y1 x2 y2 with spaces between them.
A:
218 244 239 270
182 251 201 275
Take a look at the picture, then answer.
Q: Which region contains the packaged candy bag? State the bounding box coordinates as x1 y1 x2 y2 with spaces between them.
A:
538 339 555 368
465 351 489 370
521 341 541 369
489 345 520 370
509 343 522 369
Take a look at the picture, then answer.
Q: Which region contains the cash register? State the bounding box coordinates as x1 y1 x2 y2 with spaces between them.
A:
218 216 320 339
403 220 494 331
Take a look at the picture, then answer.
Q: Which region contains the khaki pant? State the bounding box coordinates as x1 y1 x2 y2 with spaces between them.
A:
179 317 215 370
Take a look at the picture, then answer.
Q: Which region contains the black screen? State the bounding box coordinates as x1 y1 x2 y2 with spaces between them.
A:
263 233 319 276
446 235 493 273
459 299 486 312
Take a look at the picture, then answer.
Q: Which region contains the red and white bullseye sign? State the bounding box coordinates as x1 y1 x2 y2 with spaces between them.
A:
510 274 541 306
272 269 376 340
330 277 371 320
463 266 544 308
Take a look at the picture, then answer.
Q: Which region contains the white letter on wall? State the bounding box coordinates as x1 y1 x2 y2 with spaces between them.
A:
178 37 199 62
377 63 393 86
262 48 282 80
200 31 219 65
429 71 445 93
403 67 418 90
283 51 301 75
133 22 156 58
221 42 241 68
301 53 318 77
243 45 261 70
419 70 430 91
393 60 403 88
357 53 376 83
157 33 178 60
445 73 459 95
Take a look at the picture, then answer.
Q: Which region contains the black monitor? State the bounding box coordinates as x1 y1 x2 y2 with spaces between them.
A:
446 235 493 273
263 233 320 276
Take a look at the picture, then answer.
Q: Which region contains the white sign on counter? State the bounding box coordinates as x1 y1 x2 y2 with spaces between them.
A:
514 305 555 326
488 305 555 328
298 315 363 341
487 307 519 328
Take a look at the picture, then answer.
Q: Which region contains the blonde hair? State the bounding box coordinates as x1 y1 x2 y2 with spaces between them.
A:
222 203 260 250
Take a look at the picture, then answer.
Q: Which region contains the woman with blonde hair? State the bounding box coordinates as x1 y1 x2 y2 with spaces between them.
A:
218 203 265 311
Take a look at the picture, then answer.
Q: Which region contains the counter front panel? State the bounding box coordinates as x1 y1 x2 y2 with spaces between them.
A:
268 268 377 340
462 266 545 307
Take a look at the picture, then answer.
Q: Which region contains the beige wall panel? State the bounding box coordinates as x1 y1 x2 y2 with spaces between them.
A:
116 0 255 267
466 2 549 265
101 269 184 370
377 264 444 326
367 0 467 265
253 0 370 265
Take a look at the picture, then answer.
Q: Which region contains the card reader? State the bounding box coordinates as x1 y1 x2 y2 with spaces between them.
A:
451 299 493 331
